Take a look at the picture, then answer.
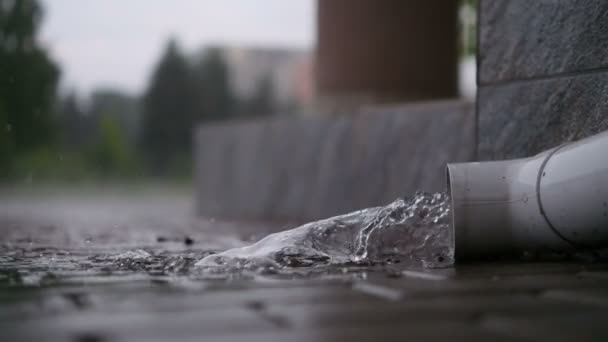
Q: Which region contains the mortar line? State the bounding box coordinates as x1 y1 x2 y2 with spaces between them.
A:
478 65 608 88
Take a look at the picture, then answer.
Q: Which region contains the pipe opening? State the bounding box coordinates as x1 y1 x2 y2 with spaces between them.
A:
446 165 457 261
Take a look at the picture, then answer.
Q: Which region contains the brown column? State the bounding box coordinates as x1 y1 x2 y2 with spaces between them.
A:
316 0 458 111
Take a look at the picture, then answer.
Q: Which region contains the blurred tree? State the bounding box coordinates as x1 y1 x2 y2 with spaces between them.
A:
0 0 60 177
459 0 477 57
89 89 140 144
58 89 139 153
90 114 135 178
245 74 276 117
140 39 196 173
58 92 88 149
0 101 13 174
192 48 236 122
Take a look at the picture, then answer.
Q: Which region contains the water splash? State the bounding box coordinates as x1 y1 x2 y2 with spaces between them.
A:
195 192 453 273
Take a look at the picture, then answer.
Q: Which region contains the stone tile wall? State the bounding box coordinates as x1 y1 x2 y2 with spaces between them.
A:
477 0 608 160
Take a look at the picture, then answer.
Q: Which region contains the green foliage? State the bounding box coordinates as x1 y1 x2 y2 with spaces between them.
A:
140 41 242 176
141 39 196 173
89 115 139 179
459 0 478 58
57 92 88 149
9 115 140 183
88 89 140 143
193 48 236 122
0 101 14 176
8 90 143 183
0 0 60 177
11 148 90 183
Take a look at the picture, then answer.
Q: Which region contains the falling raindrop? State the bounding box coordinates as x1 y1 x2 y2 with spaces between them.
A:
6 123 12 132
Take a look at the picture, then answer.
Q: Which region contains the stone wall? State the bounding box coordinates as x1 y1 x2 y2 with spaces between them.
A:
195 100 474 222
477 0 608 160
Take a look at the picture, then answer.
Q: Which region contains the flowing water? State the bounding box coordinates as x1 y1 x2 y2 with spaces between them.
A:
0 190 453 285
195 192 453 275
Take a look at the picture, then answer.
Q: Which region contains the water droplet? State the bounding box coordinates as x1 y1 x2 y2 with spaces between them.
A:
6 124 11 132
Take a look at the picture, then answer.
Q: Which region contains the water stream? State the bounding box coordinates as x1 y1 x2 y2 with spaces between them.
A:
195 191 453 274
0 191 453 285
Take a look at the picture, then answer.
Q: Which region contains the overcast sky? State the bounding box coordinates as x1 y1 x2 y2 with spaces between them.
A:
39 0 315 96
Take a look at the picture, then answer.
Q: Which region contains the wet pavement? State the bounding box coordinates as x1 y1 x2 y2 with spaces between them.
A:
2 188 608 341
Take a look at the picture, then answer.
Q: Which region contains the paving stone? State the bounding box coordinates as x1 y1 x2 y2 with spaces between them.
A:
482 312 608 342
542 289 608 308
261 292 593 329
479 0 608 84
0 280 373 318
84 285 381 314
0 306 275 342
352 281 404 300
136 324 526 342
5 269 608 342
579 271 608 280
368 272 608 299
455 262 608 278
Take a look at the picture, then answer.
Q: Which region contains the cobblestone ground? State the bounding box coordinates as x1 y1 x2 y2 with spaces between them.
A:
1 189 608 342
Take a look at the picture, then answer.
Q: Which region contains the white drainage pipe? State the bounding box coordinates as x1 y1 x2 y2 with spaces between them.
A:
447 130 608 260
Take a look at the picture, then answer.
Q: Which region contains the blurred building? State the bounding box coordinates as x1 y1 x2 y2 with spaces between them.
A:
220 46 314 112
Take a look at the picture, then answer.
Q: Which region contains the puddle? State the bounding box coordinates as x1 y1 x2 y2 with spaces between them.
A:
195 192 453 274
